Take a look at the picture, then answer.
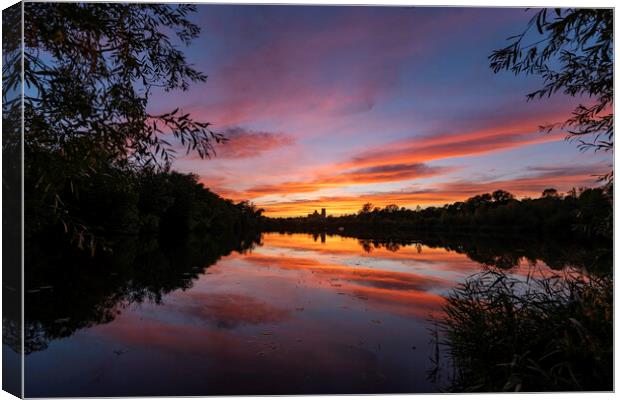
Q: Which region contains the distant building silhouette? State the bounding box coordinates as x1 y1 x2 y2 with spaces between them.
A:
308 208 327 223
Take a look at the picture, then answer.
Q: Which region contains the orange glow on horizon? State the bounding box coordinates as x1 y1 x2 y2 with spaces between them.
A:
254 168 603 217
196 114 608 218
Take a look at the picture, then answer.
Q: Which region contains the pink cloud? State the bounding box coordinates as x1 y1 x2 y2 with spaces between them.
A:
181 9 487 130
212 127 294 159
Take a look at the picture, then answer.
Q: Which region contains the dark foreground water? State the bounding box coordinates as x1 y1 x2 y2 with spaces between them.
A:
13 232 608 396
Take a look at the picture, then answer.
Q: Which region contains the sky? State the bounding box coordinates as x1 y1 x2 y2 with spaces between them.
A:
150 5 611 217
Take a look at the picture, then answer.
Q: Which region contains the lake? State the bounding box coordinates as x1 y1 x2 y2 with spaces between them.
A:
18 231 608 396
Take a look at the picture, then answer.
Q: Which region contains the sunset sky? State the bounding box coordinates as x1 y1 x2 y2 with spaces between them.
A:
151 5 611 217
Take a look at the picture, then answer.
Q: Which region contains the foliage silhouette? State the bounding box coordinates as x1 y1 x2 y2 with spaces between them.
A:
21 3 227 248
27 166 264 255
490 8 613 178
264 187 612 240
433 270 612 392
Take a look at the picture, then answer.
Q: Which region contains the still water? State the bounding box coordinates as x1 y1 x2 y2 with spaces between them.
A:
21 232 593 396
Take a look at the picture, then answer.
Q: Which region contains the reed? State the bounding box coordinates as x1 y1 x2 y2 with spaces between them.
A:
434 269 612 392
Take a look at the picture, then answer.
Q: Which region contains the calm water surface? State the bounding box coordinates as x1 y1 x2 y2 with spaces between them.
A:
23 232 567 396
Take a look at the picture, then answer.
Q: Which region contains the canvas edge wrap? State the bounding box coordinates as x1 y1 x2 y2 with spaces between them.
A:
2 1 24 398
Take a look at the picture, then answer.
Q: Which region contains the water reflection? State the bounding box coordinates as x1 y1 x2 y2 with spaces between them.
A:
22 232 610 396
21 232 261 354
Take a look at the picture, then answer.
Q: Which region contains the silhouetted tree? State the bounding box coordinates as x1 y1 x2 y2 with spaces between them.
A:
542 188 560 198
490 8 613 178
491 189 515 203
23 3 223 246
384 204 400 213
360 202 374 214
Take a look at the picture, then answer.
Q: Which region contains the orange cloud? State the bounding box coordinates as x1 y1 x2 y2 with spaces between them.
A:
257 162 607 216
241 163 451 198
342 117 567 171
212 113 571 205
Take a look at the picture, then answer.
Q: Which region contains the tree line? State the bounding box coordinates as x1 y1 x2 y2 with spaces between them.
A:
264 187 612 240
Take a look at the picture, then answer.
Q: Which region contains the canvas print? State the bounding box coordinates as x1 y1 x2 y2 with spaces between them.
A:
2 2 614 397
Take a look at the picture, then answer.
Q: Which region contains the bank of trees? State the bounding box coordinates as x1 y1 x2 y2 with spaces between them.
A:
26 164 263 253
264 187 612 240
